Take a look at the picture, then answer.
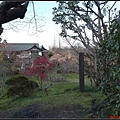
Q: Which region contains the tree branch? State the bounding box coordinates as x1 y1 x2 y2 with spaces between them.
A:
94 1 108 38
31 1 38 36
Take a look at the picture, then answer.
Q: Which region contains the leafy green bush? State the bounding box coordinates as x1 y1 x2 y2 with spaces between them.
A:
48 51 54 58
6 76 39 98
5 76 28 86
97 16 120 116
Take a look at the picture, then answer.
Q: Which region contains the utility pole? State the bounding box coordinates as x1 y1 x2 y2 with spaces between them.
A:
79 52 84 92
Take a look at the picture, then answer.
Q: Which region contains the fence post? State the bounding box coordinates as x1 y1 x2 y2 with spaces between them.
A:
79 52 84 92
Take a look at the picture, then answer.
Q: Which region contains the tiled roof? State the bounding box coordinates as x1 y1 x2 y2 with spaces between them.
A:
0 43 47 52
27 44 42 52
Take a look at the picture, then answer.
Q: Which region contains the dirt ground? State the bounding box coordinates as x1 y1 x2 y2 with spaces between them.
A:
0 103 89 118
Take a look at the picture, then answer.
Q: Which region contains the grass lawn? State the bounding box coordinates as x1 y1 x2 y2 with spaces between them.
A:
0 73 105 118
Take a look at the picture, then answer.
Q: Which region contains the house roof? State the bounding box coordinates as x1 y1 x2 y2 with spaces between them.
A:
0 43 47 52
27 44 46 52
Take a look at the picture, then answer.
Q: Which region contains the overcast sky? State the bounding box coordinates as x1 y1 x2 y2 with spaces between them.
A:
1 1 120 49
1 1 62 49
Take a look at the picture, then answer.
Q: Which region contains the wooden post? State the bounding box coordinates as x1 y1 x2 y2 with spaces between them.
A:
79 52 84 92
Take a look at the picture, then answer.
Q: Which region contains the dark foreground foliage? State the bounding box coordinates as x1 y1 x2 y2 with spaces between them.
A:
5 76 39 98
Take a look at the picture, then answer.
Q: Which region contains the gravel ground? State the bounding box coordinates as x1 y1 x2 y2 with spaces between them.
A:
0 103 88 118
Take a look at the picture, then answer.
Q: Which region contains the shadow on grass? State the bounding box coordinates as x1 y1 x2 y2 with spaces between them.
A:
63 85 97 93
84 85 98 93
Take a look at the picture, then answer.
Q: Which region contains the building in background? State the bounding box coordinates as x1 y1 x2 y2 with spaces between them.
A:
0 42 48 70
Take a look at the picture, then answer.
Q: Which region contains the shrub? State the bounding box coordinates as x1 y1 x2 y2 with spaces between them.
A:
97 15 120 116
5 76 28 86
6 76 39 98
48 51 54 58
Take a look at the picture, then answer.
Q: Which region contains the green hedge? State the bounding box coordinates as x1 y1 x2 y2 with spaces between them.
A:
6 76 39 98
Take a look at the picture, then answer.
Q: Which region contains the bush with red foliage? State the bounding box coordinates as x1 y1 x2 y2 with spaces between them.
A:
24 56 56 79
22 56 56 95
